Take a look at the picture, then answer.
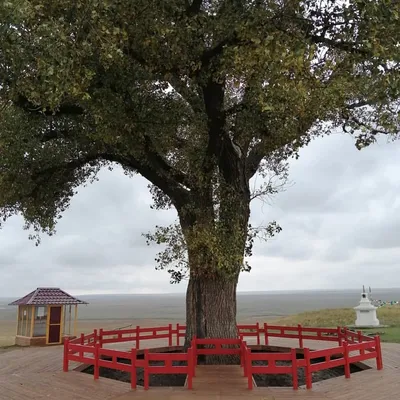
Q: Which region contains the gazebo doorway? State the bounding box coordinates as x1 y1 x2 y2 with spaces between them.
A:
48 306 62 344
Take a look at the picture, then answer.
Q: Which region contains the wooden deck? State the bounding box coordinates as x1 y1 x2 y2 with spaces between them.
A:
0 337 399 400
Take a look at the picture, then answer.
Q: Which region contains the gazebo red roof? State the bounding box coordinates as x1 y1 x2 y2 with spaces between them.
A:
8 288 88 306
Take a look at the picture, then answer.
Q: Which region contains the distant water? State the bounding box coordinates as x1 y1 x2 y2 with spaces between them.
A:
1 288 399 321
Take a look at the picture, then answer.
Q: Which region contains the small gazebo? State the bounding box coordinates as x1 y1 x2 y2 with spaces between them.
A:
9 287 88 346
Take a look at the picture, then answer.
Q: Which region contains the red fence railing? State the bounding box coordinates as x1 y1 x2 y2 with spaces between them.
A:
64 341 194 390
63 323 383 390
144 348 194 390
243 335 382 389
243 344 301 389
191 337 244 374
68 323 374 349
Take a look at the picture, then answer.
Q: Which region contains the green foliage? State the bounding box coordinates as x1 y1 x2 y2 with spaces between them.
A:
144 220 282 283
0 0 399 276
144 223 189 284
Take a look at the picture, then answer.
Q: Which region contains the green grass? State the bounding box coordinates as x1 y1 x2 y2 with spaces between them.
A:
271 306 400 343
0 321 16 348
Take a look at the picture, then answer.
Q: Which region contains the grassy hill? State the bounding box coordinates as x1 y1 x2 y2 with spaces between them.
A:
271 306 400 343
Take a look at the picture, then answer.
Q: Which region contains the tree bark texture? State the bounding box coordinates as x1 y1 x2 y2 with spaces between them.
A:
185 271 239 364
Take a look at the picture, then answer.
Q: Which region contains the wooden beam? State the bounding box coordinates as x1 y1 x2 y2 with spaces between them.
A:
45 306 50 344
15 306 19 336
68 305 72 336
74 305 78 337
23 306 28 337
59 305 64 344
30 306 35 338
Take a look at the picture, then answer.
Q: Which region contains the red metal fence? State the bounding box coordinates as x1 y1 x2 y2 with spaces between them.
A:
63 323 383 390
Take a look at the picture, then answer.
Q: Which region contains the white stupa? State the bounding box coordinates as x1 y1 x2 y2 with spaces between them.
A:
354 286 380 327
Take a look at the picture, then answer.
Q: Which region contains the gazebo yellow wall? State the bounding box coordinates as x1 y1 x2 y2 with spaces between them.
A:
16 305 67 344
16 305 34 337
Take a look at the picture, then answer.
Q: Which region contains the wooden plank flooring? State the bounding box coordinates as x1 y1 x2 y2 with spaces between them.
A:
0 336 398 399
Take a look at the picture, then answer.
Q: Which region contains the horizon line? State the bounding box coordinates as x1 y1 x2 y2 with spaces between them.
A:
1 287 399 299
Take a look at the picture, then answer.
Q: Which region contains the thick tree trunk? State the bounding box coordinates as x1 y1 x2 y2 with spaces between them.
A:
185 271 238 338
181 188 249 363
185 271 239 364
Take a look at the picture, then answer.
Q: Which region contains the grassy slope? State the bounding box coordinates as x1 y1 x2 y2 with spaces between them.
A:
271 306 400 343
0 322 15 348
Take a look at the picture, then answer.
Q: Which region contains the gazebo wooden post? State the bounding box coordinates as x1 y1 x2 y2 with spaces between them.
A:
30 306 35 337
74 305 78 337
68 305 72 336
15 306 19 335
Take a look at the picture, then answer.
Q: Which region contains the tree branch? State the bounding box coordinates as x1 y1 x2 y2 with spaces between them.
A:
32 149 191 209
308 34 370 56
350 116 394 136
199 34 238 73
103 151 190 207
246 115 316 181
141 135 193 190
21 103 194 197
347 100 370 110
246 142 265 180
186 0 203 16
169 76 203 114
14 95 84 116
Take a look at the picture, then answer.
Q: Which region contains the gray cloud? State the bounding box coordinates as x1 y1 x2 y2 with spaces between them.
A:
1 132 400 297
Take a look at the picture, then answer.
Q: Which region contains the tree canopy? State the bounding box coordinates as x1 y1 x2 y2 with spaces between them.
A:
1 0 400 277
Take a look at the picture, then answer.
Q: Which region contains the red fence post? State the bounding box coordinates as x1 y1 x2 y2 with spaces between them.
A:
94 343 100 380
135 326 140 350
240 341 243 368
291 348 298 390
343 341 350 378
192 336 197 374
187 347 193 390
343 327 348 343
264 323 269 346
304 348 312 389
99 328 103 348
240 340 243 366
375 336 383 370
191 346 196 378
131 348 137 389
168 324 173 347
94 329 98 345
244 342 248 377
246 347 252 389
144 349 149 390
358 331 365 356
176 323 180 346
63 338 69 372
256 322 260 345
80 333 84 359
298 324 303 349
337 326 342 345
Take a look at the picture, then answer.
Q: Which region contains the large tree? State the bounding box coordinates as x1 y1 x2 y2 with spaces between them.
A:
0 0 399 348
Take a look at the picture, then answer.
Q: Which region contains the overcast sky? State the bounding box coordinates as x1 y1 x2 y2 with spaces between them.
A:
1 132 399 297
